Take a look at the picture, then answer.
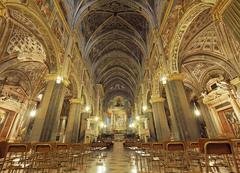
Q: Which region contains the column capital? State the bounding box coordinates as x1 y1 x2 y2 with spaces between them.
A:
169 73 184 81
150 96 165 103
70 98 82 104
45 74 70 87
230 77 240 86
60 116 67 120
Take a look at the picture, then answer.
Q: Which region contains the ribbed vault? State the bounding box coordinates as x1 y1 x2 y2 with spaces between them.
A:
74 0 154 104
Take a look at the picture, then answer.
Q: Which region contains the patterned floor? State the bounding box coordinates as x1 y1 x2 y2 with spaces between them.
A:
84 142 137 173
70 142 232 173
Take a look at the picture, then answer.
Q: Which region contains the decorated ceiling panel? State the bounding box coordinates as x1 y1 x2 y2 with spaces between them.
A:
75 0 155 103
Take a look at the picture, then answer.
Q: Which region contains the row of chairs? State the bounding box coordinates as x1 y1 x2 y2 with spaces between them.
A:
125 139 240 173
0 141 108 173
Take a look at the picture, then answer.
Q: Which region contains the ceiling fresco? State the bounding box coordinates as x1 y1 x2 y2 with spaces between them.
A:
75 0 156 103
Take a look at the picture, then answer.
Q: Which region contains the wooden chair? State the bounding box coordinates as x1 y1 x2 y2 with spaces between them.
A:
31 143 60 173
231 139 240 172
203 140 239 173
69 144 85 171
164 141 188 173
187 141 204 172
138 143 152 173
1 143 31 172
54 143 70 172
150 143 165 173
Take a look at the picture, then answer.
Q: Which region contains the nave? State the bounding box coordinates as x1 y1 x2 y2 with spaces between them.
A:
1 139 240 173
1 0 240 172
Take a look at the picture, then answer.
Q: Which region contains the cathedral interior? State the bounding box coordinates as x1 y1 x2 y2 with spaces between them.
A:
1 0 240 172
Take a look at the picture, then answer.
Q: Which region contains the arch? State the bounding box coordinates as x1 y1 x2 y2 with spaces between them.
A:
181 53 239 79
84 30 147 59
168 3 213 73
73 0 156 29
4 2 60 71
69 73 81 98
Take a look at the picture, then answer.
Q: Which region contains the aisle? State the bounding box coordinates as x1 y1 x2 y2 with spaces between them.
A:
85 142 137 173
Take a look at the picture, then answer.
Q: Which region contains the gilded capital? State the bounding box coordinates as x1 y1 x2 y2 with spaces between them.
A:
169 73 184 81
0 6 7 17
70 98 82 104
150 96 165 103
45 74 70 87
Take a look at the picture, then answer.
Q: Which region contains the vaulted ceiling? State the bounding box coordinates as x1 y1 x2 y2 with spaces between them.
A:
74 0 157 104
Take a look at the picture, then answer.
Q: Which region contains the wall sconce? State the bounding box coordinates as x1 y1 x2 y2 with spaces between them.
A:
129 123 135 128
95 116 99 121
193 102 201 117
85 105 90 112
136 116 140 121
37 94 43 100
161 76 167 85
142 105 147 112
30 109 36 117
56 76 63 84
100 122 104 128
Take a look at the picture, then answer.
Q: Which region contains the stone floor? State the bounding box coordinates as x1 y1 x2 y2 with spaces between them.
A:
69 142 233 173
83 142 137 173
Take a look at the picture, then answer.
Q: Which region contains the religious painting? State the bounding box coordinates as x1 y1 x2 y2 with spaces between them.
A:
218 108 237 137
225 109 240 138
0 109 16 140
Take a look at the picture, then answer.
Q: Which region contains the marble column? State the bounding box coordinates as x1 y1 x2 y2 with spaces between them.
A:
30 75 68 142
165 74 200 141
198 99 218 138
150 96 170 141
65 99 82 143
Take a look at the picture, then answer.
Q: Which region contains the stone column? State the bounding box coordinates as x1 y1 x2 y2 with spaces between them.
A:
165 73 200 141
150 96 170 141
198 99 218 138
58 116 67 142
146 112 157 141
65 99 82 143
30 75 68 142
